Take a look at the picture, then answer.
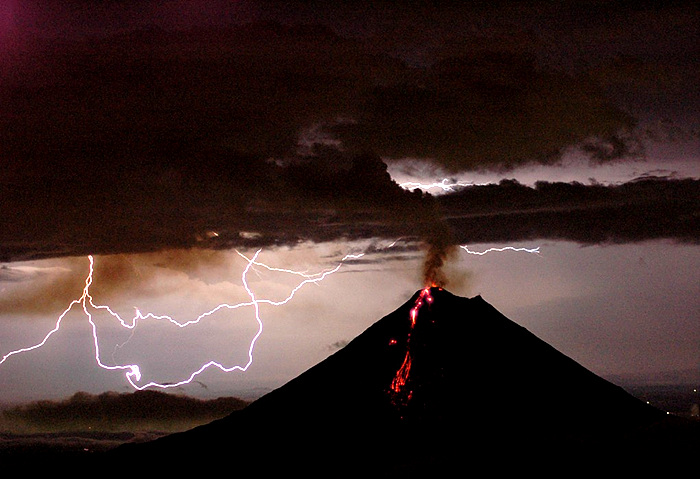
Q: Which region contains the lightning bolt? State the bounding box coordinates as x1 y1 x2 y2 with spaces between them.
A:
460 245 541 256
1 249 365 391
399 179 473 193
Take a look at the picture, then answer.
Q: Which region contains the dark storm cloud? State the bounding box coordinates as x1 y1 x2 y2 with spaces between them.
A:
331 52 637 171
0 19 431 262
1 2 697 262
1 22 403 179
0 150 432 263
438 177 700 245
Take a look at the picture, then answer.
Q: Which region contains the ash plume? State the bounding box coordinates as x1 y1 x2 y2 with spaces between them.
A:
421 220 457 288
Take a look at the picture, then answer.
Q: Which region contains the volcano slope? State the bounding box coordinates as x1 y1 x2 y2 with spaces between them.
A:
105 288 694 474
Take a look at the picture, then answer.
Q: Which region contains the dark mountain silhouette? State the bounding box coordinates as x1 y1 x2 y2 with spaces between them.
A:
26 289 699 474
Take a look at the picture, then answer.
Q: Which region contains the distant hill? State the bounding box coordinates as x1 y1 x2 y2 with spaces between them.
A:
0 390 250 459
1 390 249 433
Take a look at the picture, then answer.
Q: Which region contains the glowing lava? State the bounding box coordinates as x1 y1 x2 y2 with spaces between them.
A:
0 250 364 391
388 242 540 404
390 286 434 400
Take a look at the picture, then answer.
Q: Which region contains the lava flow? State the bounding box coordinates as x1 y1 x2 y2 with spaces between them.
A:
389 286 434 402
387 241 540 404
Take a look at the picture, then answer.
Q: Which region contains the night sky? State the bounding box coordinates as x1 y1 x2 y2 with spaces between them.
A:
0 1 698 403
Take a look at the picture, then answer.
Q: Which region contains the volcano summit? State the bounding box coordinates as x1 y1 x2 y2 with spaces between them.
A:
29 289 700 473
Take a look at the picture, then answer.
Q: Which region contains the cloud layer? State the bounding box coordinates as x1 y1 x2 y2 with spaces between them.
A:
439 177 700 245
1 3 697 263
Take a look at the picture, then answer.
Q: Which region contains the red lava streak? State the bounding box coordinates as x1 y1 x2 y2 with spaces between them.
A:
390 287 434 399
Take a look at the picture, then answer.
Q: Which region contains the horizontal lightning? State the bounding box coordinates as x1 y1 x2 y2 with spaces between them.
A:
460 245 541 256
399 179 472 193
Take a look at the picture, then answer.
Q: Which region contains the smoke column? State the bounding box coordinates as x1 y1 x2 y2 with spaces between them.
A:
420 213 457 287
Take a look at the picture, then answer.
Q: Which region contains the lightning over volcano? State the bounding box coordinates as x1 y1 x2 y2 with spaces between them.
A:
388 232 542 406
0 2 698 471
0 238 540 393
97 286 692 476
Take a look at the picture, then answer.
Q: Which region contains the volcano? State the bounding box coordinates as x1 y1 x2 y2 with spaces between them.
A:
103 289 694 474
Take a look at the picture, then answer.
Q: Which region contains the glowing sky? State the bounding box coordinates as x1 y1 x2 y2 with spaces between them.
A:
0 1 698 403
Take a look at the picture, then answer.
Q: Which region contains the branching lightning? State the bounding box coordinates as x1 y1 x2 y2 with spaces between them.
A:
0 249 365 391
1 237 540 396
